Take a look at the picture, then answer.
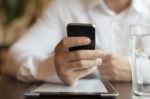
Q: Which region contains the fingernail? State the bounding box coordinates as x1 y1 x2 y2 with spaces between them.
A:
85 38 91 44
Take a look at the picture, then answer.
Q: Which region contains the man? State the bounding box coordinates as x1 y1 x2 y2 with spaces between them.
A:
3 0 150 85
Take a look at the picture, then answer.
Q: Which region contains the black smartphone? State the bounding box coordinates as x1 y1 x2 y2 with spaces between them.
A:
67 23 95 51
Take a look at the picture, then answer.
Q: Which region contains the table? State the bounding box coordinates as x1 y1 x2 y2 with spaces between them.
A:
0 44 10 75
0 77 132 99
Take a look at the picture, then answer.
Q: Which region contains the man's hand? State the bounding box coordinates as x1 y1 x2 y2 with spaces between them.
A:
55 37 105 85
99 53 131 82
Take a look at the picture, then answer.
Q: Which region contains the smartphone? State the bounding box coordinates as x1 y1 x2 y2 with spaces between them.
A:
67 23 95 51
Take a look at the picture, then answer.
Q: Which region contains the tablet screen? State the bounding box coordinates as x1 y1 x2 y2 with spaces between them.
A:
34 79 108 93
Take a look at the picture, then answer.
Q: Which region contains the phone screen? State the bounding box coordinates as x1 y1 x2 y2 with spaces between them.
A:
67 23 95 51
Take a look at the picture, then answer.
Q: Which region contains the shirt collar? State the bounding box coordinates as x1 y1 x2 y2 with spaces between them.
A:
86 0 150 17
86 0 115 16
86 0 103 10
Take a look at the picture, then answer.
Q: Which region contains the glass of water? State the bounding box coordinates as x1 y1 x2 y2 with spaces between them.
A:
130 24 150 98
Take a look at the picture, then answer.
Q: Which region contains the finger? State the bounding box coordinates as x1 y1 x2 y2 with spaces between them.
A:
55 37 90 52
65 59 102 71
102 53 112 62
74 66 97 79
99 66 119 81
101 75 113 81
100 69 118 81
66 50 106 62
99 62 112 70
62 66 97 85
99 62 118 75
100 67 116 76
99 62 113 73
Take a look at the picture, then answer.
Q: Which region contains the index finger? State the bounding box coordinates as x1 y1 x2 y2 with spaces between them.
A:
55 37 91 52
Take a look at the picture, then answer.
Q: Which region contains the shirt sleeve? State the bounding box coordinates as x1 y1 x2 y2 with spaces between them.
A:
3 1 67 84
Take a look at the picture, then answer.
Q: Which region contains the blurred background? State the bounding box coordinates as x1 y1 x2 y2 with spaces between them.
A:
0 0 51 75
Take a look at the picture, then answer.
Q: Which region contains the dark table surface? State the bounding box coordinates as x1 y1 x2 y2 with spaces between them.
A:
0 77 133 99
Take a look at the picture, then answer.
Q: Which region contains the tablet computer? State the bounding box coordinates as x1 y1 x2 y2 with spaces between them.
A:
24 79 119 98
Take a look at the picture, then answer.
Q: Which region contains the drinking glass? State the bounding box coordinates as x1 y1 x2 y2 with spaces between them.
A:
130 24 150 98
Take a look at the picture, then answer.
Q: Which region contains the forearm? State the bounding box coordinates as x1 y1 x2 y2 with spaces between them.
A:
3 47 62 83
37 53 62 83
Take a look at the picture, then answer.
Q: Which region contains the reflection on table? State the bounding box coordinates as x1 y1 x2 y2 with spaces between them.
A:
0 77 132 99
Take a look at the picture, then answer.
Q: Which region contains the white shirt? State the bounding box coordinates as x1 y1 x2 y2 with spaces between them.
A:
3 0 150 83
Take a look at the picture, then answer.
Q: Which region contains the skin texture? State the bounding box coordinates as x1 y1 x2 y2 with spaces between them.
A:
100 0 132 82
55 37 105 85
105 0 131 13
55 0 132 85
99 53 131 82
